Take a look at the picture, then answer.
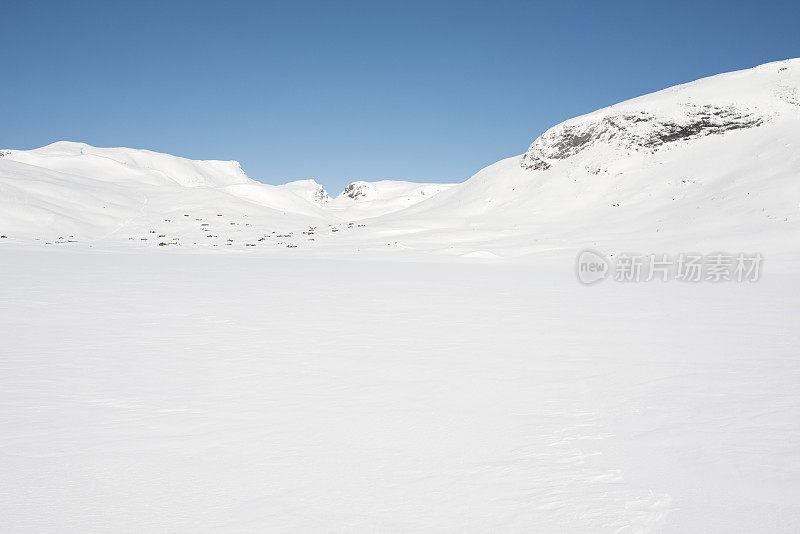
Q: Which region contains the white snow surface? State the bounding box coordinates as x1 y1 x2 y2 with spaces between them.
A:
2 59 800 532
327 180 457 220
1 250 799 532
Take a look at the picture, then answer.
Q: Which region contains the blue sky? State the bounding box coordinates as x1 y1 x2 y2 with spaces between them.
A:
1 0 798 192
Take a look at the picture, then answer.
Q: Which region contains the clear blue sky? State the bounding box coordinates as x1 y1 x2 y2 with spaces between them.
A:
1 0 798 193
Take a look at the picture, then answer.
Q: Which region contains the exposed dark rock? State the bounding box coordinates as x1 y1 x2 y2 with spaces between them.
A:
521 105 764 171
343 182 372 200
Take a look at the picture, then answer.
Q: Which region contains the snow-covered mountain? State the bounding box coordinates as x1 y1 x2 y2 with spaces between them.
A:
327 180 456 220
0 142 454 247
0 142 334 244
280 179 332 205
4 60 800 533
1 59 798 257
365 58 800 258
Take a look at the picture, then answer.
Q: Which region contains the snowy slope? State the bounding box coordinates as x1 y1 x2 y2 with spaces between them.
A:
327 180 456 220
0 143 455 248
5 141 252 188
0 143 343 246
4 60 800 534
1 59 799 257
363 58 800 258
279 179 332 205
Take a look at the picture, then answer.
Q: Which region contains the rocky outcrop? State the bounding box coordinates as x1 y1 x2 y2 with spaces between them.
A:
342 181 374 200
521 104 764 171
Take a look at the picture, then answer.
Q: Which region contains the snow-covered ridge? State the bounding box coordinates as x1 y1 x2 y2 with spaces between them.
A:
326 180 457 220
1 59 798 256
6 141 252 188
522 58 799 171
521 104 764 171
0 141 455 245
339 180 453 202
368 58 800 257
0 141 453 216
281 179 332 204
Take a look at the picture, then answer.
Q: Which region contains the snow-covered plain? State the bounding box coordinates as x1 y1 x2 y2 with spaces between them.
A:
2 250 799 532
2 59 800 532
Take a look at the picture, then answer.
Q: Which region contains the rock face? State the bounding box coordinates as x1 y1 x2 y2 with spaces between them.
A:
342 181 374 200
521 104 765 171
312 185 330 204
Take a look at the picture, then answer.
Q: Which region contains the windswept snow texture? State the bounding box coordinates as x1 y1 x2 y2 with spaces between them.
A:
1 250 799 532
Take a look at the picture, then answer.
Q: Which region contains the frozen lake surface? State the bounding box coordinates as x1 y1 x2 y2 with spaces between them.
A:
2 250 798 532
